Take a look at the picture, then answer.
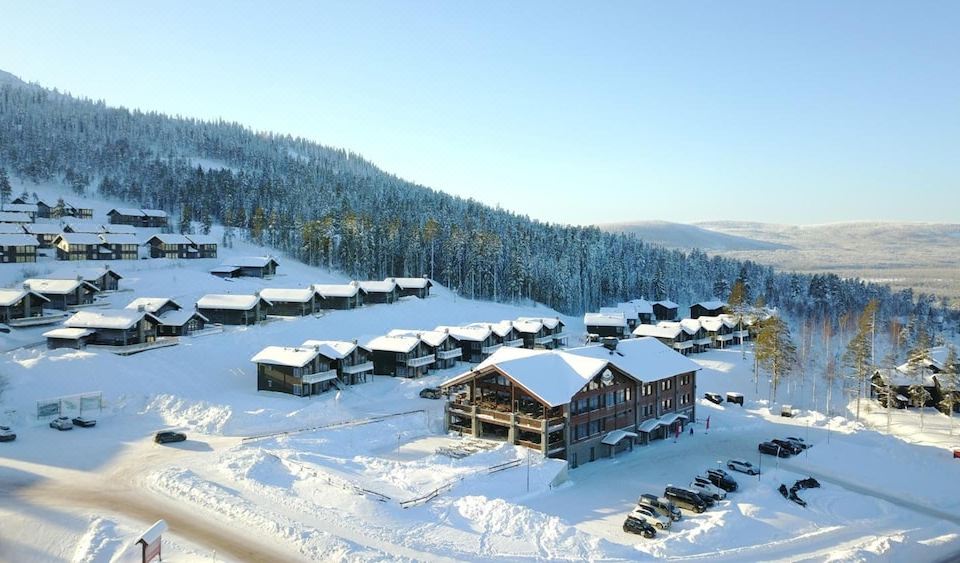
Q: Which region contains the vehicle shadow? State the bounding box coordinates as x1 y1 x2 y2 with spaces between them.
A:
159 439 213 452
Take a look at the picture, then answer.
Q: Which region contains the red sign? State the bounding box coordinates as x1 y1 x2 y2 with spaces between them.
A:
143 538 161 563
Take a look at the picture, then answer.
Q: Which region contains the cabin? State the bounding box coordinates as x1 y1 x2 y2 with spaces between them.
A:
22 224 61 248
125 298 208 336
359 280 399 304
49 267 123 292
125 297 182 317
302 340 375 385
699 315 736 348
98 233 139 260
196 293 272 325
42 327 95 350
0 233 39 263
259 288 321 316
652 300 679 322
252 345 342 396
870 347 956 410
367 335 436 377
184 234 218 258
1 203 38 220
679 319 712 353
515 317 568 349
469 321 525 350
61 309 162 348
217 256 279 278
145 234 196 259
23 278 99 309
53 233 105 261
62 221 103 234
12 196 51 218
61 201 93 219
633 322 694 355
209 265 242 278
437 325 500 363
440 338 700 466
107 208 168 228
630 299 654 324
390 277 433 299
690 300 727 319
0 288 49 323
388 329 462 370
601 304 640 330
0 224 24 234
313 283 363 309
584 312 629 339
0 211 32 224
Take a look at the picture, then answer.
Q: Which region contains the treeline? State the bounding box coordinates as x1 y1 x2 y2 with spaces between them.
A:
0 80 952 331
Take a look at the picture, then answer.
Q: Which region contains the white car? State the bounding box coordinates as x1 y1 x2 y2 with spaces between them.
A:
630 505 672 530
690 477 726 500
727 458 759 475
49 416 74 431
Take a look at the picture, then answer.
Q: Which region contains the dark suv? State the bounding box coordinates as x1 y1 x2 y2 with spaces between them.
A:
664 486 707 513
705 468 739 492
759 441 791 457
771 439 803 455
622 515 656 538
154 431 187 444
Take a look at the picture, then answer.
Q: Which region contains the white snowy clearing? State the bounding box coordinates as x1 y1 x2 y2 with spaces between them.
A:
2 183 960 562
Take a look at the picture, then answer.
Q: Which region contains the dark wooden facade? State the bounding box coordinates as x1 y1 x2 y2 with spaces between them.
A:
0 289 48 323
690 303 726 319
652 302 678 321
0 234 38 263
197 300 268 325
370 338 435 378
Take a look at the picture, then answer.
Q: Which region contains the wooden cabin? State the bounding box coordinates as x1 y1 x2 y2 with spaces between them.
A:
53 233 105 261
217 256 279 278
49 267 123 292
631 299 654 324
680 319 712 353
601 305 639 330
632 323 693 355
390 277 433 299
440 338 700 466
367 335 436 378
690 300 727 319
209 265 242 278
0 233 39 263
22 224 60 248
107 208 168 228
359 280 399 304
196 293 271 325
515 317 568 349
1 203 38 220
469 321 525 350
42 327 95 350
23 278 99 309
301 340 374 385
184 234 218 258
98 233 139 260
253 345 343 396
125 297 182 317
0 211 32 224
313 283 363 309
62 309 162 347
12 196 51 218
388 329 462 370
700 315 736 348
652 300 679 322
584 312 629 339
146 234 196 259
62 221 103 234
141 209 168 228
437 325 500 363
101 224 137 235
125 298 208 337
61 201 93 219
0 288 49 323
260 288 321 316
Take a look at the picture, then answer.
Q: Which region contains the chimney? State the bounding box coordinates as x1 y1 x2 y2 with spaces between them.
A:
352 338 358 345
22 282 30 290
137 304 145 312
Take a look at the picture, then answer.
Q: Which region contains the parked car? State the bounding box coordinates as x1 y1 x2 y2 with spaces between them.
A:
629 505 672 530
694 490 717 507
726 392 744 405
664 486 707 513
691 477 727 501
727 458 759 475
622 515 657 538
72 416 97 428
704 392 723 405
0 425 16 442
785 436 811 450
154 431 187 444
705 468 739 492
0 322 10 333
418 387 443 400
49 416 74 431
780 404 794 417
759 441 791 457
771 439 803 455
638 494 682 521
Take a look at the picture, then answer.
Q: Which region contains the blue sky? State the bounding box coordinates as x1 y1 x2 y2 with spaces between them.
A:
1 2 957 225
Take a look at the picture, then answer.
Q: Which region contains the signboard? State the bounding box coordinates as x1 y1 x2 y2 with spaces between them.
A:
37 400 60 418
36 392 103 419
137 519 167 563
80 394 102 413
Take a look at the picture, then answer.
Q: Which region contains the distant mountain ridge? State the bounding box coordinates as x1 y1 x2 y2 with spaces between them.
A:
602 221 791 251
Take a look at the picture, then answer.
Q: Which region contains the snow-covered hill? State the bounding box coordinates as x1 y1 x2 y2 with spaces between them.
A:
602 220 791 251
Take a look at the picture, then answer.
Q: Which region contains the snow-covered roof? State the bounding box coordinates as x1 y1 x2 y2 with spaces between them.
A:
389 277 432 289
101 224 137 234
23 278 99 295
48 267 122 282
63 221 104 233
54 233 103 246
517 316 561 330
196 294 270 310
693 300 728 311
210 265 240 274
0 224 24 234
0 288 50 306
388 329 449 348
0 211 32 222
654 300 679 309
436 325 492 342
147 233 193 245
125 298 181 313
259 288 317 303
64 309 157 330
629 299 654 314
467 321 515 338
633 324 682 339
184 234 217 245
874 367 937 388
366 334 421 353
42 327 94 339
2 203 38 213
301 340 365 359
313 283 360 298
679 319 703 334
443 347 608 407
141 208 167 218
567 338 701 383
109 208 147 217
158 309 209 326
22 224 61 234
0 233 39 246
99 233 139 245
511 319 543 334
600 304 638 319
584 312 627 328
251 346 320 368
222 256 277 268
358 280 397 293
698 317 724 331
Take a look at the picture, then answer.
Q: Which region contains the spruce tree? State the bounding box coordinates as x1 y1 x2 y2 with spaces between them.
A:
0 168 11 204
755 315 797 404
843 299 877 421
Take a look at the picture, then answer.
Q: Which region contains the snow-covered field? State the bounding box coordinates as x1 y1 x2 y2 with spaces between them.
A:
3 183 960 562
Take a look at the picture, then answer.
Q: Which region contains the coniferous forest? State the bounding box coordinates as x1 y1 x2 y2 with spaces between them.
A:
0 78 949 334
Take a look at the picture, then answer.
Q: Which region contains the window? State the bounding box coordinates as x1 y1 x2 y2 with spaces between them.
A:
643 384 653 397
680 374 691 386
605 391 615 408
662 398 673 411
588 420 600 436
661 379 673 391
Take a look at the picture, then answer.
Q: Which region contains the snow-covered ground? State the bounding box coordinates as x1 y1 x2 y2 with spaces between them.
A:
3 183 960 562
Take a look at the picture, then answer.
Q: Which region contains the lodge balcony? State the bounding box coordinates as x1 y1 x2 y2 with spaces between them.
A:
301 368 339 385
436 348 462 360
504 338 524 348
481 343 502 355
534 335 554 346
86 336 179 356
342 361 374 374
673 341 693 351
733 330 749 339
404 354 436 368
693 337 712 347
552 332 569 343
